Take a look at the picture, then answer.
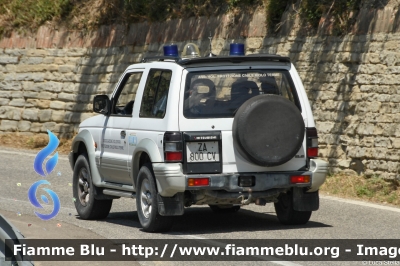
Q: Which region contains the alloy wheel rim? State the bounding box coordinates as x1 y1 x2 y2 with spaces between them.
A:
140 179 152 219
78 168 90 207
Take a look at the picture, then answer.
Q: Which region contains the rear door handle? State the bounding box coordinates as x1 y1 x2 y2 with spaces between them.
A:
120 130 126 138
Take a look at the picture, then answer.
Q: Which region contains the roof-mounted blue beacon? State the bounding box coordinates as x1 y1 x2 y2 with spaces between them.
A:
229 43 245 56
163 44 179 57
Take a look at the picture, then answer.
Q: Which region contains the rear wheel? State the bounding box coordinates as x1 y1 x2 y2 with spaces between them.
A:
136 163 174 232
73 154 112 219
209 204 241 213
274 192 311 225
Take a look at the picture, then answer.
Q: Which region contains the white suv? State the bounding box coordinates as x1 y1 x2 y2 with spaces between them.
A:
69 45 328 232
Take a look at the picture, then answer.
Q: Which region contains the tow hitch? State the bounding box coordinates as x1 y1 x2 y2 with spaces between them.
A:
238 188 253 205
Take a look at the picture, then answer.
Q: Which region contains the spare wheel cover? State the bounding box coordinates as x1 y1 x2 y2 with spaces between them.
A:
232 95 305 167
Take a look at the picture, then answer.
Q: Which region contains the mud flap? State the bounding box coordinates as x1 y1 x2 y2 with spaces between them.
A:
293 188 319 211
157 192 184 216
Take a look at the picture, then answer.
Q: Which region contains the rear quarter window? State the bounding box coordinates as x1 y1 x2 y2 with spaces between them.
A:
140 69 172 118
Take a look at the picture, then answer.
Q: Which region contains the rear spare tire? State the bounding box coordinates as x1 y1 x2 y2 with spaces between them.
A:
232 95 304 167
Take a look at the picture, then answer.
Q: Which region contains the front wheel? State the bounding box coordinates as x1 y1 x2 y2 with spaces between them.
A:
274 192 312 225
136 163 174 232
73 154 112 219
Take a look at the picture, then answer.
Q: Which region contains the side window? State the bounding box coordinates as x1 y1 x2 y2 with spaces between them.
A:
112 72 143 116
140 69 172 118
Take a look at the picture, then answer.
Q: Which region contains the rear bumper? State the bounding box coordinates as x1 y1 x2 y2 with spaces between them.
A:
153 163 186 197
307 158 329 192
185 171 312 192
153 159 329 197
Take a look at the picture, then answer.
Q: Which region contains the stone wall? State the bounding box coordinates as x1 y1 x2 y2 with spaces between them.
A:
0 5 399 179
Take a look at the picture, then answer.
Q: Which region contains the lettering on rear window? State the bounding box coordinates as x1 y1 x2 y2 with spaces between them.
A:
193 136 218 140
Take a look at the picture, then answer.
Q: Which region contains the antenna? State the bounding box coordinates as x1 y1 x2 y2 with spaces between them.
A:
206 31 216 57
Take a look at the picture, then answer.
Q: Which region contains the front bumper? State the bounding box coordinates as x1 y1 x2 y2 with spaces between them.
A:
153 158 329 197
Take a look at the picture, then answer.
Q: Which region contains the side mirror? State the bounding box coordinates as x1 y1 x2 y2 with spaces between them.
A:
93 95 110 115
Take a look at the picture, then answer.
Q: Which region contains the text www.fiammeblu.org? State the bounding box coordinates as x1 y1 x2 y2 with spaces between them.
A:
122 244 343 258
121 244 400 259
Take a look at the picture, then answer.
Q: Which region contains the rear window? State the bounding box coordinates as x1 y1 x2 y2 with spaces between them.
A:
183 70 300 118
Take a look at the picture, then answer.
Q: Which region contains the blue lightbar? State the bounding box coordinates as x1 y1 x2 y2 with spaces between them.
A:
163 44 179 57
229 43 245 56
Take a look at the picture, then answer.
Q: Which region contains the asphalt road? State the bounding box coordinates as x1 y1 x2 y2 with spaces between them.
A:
1 146 400 266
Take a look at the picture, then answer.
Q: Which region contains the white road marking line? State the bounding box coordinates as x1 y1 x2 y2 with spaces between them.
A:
320 195 400 213
0 150 36 157
0 150 69 161
0 196 76 211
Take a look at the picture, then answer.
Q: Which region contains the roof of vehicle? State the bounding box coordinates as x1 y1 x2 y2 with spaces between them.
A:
141 54 291 66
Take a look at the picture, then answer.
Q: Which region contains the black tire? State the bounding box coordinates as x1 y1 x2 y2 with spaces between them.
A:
209 204 241 213
73 154 112 219
274 192 312 225
232 95 305 167
136 163 174 232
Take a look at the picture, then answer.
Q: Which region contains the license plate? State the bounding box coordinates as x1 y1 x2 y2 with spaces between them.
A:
186 141 220 163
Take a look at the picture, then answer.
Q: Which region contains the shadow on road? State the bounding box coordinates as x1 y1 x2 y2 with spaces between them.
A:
99 207 331 235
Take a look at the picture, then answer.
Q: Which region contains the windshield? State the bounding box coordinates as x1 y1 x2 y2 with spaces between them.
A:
183 70 300 118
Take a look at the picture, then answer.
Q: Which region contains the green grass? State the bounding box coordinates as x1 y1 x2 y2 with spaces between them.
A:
0 0 258 34
321 173 400 207
0 0 72 34
0 0 366 35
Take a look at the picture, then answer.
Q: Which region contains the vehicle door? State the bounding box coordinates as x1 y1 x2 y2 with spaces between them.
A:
99 70 144 185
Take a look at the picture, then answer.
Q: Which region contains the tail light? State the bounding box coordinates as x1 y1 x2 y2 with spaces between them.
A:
306 127 318 158
164 132 183 162
188 178 210 187
290 175 310 184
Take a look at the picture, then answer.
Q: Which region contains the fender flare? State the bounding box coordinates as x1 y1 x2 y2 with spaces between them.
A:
70 130 102 187
131 138 162 189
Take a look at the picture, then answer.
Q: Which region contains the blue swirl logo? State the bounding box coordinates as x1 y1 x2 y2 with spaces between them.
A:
28 180 60 220
33 130 59 177
29 130 61 220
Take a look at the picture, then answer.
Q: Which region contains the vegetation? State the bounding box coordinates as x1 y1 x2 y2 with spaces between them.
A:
0 0 369 35
0 133 72 154
0 0 258 34
266 0 363 34
304 0 361 33
0 0 72 35
321 172 400 207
